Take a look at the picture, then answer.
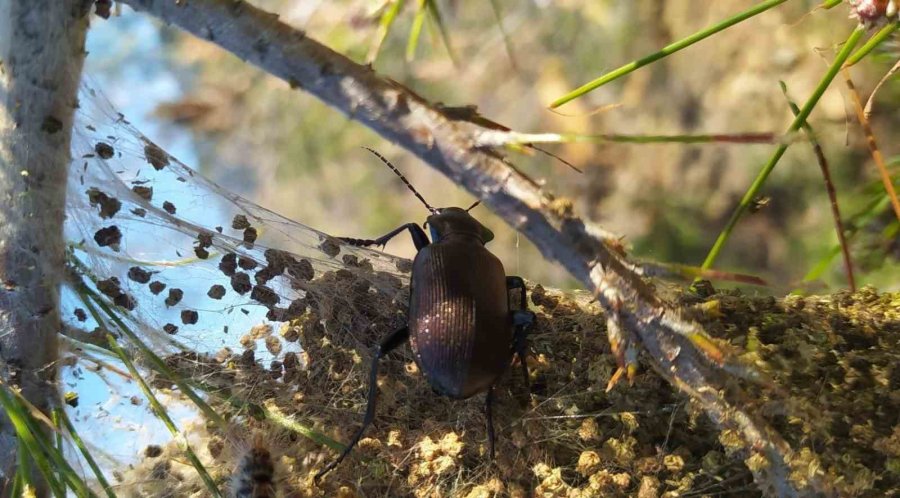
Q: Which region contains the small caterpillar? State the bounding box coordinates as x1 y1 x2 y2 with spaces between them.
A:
231 439 277 498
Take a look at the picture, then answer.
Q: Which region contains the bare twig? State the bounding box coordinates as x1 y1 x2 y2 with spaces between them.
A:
864 58 900 118
842 69 900 223
780 82 856 291
117 1 831 494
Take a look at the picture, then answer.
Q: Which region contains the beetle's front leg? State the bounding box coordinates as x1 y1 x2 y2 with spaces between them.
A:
507 276 535 389
340 223 430 250
314 326 410 482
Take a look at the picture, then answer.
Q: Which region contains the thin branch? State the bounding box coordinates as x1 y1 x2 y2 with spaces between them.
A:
780 82 856 291
842 69 900 223
118 1 831 494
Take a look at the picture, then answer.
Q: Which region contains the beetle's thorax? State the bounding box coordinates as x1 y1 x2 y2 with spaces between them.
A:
427 207 495 244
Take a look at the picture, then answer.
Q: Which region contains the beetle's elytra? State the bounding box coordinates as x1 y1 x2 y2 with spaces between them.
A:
315 149 535 480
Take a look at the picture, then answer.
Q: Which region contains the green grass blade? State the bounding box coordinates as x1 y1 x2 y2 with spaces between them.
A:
425 0 458 65
368 0 405 63
107 335 223 498
51 410 63 489
0 385 98 497
804 193 892 282
481 130 786 146
56 408 116 498
13 438 30 498
488 0 518 69
68 259 228 430
0 388 66 497
262 402 345 452
846 20 900 67
90 290 229 429
781 81 856 290
550 0 789 108
406 0 427 61
68 256 340 456
700 26 866 271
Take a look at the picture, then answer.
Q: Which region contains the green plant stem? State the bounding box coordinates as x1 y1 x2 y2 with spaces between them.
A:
0 384 98 497
56 408 116 498
406 0 427 61
0 388 66 497
550 0 789 108
108 334 223 498
368 0 405 63
846 21 900 67
820 0 843 8
700 26 866 271
68 254 227 429
780 81 856 290
12 438 30 497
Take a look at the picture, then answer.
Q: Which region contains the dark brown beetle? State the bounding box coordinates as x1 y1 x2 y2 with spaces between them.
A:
315 149 535 480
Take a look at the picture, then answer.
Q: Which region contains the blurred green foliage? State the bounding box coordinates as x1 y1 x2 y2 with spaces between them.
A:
158 0 898 291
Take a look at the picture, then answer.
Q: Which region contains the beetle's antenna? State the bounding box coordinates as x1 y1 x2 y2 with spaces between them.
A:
466 200 481 212
363 147 436 213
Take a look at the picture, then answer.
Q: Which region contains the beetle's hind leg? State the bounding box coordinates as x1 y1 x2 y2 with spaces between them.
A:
507 277 535 389
314 326 410 482
340 223 429 250
484 386 496 460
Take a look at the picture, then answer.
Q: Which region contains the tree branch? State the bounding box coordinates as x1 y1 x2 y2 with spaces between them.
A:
117 1 828 494
0 0 90 491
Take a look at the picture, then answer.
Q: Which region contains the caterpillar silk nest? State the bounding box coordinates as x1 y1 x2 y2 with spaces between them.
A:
849 0 899 26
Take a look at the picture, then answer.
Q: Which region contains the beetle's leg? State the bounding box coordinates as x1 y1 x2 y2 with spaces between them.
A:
340 223 430 250
507 276 535 388
314 326 410 482
484 386 496 460
512 311 535 389
506 276 528 310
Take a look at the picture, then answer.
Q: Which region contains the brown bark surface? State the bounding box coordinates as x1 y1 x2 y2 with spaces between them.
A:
0 0 90 491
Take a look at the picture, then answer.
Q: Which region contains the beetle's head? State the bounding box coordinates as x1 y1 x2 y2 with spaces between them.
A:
359 148 493 244
425 206 494 244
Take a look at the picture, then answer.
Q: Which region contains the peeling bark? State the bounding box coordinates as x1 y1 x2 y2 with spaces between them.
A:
0 0 90 493
117 1 833 494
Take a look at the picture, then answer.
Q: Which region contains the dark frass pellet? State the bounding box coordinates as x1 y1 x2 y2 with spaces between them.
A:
231 272 252 294
127 266 152 284
131 185 153 201
238 256 258 271
197 232 213 248
94 226 122 248
86 188 121 219
165 288 184 307
243 227 258 245
95 142 115 159
144 142 169 170
319 238 340 258
232 214 251 230
180 310 198 325
195 246 210 259
162 201 176 215
96 277 123 298
163 323 178 335
74 308 87 322
251 285 279 306
114 293 136 310
219 253 237 276
148 281 166 295
207 285 226 299
288 258 314 281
